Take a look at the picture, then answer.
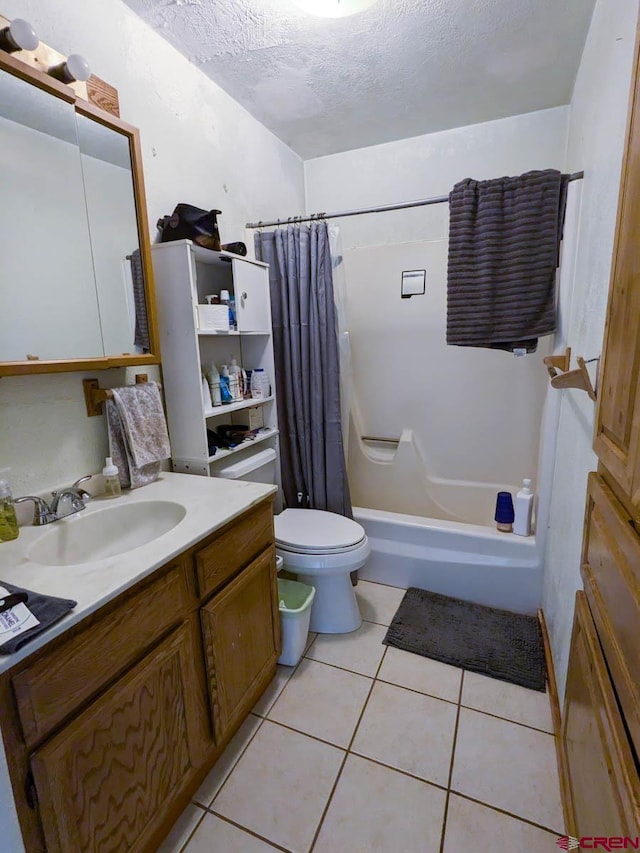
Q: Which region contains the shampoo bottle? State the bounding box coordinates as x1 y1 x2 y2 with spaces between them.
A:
0 469 19 542
513 478 534 536
229 357 244 401
102 457 122 498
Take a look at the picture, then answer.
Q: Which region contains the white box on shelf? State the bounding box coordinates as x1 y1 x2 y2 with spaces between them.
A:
197 304 229 332
248 406 264 431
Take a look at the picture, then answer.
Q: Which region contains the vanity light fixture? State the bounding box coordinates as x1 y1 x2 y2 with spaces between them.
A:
0 17 39 53
293 0 377 18
48 53 91 83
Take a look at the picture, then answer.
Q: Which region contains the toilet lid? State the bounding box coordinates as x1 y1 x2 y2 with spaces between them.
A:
275 509 366 553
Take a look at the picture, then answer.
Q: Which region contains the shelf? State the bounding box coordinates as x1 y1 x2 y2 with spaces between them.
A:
207 428 279 463
204 396 274 418
197 329 270 337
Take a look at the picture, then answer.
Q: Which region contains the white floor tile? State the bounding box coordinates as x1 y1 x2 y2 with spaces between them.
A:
192 714 262 807
213 720 344 853
306 620 387 676
158 804 205 852
314 754 446 853
252 665 295 717
184 813 280 852
378 646 462 703
355 581 405 626
443 794 559 853
451 708 564 832
352 681 457 786
268 658 372 747
461 671 553 732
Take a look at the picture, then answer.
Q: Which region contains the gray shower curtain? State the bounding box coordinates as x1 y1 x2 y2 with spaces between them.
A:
255 222 352 517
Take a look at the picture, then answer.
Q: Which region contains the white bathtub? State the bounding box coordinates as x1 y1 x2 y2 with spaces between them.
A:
354 506 542 615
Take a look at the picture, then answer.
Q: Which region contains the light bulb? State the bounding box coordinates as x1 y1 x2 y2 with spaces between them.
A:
49 53 91 84
293 0 377 18
65 54 91 82
0 18 39 52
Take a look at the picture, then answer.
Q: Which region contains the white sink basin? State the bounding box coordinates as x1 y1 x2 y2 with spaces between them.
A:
28 501 187 567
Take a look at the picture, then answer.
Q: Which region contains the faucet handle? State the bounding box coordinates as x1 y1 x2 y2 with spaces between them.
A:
14 496 56 526
72 474 93 503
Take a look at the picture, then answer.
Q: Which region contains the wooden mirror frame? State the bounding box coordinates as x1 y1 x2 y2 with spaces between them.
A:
0 50 160 376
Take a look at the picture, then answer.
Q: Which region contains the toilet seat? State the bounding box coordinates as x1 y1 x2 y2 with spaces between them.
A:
275 509 366 554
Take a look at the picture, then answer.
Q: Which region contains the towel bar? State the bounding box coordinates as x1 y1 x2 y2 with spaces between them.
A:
543 348 597 401
361 435 401 444
82 374 158 417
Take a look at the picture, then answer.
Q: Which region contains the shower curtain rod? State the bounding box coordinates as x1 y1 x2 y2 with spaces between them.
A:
245 171 584 229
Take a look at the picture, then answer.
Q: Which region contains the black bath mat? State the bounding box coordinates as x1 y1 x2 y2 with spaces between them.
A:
383 588 546 692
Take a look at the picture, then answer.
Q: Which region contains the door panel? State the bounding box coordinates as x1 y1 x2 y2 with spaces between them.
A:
233 258 271 333
200 547 279 742
30 620 208 853
562 593 640 836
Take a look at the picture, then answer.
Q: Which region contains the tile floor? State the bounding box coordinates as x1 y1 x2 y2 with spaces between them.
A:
160 580 564 853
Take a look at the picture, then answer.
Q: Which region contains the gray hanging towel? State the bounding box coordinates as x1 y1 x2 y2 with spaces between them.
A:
131 248 151 352
446 169 569 353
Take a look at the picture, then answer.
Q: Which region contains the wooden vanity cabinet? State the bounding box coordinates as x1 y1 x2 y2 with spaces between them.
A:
0 496 280 853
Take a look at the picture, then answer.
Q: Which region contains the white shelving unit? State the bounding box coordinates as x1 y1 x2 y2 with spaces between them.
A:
151 239 280 481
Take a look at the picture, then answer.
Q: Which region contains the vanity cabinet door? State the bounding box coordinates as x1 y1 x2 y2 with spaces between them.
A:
29 619 209 853
201 546 280 743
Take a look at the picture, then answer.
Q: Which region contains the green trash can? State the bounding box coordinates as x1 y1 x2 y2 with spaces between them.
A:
277 578 316 666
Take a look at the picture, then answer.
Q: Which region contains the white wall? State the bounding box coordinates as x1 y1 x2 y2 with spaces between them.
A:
543 0 639 701
0 0 305 497
305 108 569 524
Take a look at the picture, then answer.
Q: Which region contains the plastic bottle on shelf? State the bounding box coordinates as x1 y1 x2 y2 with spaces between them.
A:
205 363 222 407
102 457 122 498
513 479 535 536
0 469 19 542
251 368 267 399
219 364 233 404
219 290 236 331
229 357 244 401
202 374 213 409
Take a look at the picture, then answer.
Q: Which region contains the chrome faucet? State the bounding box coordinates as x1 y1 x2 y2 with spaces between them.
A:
15 475 93 526
50 475 93 519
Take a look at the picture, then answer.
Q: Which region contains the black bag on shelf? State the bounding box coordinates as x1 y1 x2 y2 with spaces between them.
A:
157 204 222 250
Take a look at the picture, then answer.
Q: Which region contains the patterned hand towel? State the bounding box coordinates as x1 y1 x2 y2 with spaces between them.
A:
106 382 171 489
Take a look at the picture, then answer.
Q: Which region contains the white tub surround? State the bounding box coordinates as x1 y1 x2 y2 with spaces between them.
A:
355 507 541 616
0 472 275 675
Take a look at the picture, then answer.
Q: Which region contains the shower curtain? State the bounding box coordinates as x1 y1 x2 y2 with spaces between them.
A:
255 222 352 517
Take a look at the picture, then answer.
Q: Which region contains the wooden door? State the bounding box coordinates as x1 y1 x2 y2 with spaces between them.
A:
593 12 640 526
201 547 280 743
30 619 209 853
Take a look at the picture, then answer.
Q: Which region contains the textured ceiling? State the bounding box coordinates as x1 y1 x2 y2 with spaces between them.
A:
123 0 596 158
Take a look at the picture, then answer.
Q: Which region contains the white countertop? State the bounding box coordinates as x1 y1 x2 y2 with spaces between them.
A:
0 472 276 675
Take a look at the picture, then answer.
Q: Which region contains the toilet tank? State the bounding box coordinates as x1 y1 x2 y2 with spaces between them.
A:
213 447 277 484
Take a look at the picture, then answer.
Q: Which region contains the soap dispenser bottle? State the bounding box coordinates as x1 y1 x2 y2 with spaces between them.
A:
102 457 122 498
0 469 19 542
513 478 534 536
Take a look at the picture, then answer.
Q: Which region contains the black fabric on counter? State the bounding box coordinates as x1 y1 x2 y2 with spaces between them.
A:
0 582 76 654
447 169 569 353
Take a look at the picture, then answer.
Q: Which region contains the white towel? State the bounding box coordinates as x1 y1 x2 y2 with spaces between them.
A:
106 382 171 489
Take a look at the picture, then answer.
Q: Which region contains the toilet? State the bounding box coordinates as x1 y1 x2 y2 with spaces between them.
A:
214 448 370 633
275 509 369 633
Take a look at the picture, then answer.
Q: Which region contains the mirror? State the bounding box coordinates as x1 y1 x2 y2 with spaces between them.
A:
0 56 158 374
